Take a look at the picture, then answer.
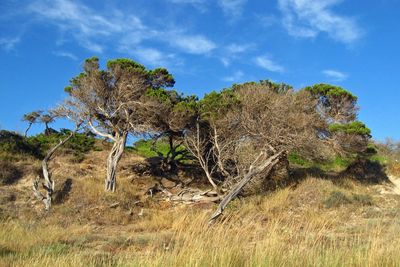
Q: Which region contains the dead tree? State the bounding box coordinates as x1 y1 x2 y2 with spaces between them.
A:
33 122 81 211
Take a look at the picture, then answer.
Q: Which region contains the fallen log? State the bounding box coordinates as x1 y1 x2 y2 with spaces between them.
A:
209 150 285 222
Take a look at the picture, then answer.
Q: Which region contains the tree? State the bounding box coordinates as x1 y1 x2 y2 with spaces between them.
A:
144 88 198 172
304 84 371 155
22 110 42 137
62 57 175 192
33 116 82 211
40 113 55 136
184 81 338 220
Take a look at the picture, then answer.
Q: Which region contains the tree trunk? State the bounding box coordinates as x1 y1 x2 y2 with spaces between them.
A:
44 122 49 135
33 125 80 211
209 150 285 222
24 123 32 138
105 132 127 192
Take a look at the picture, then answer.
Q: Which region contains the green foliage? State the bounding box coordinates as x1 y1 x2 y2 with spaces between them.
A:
305 83 357 100
288 153 311 166
149 68 175 88
132 139 187 160
329 121 371 137
145 88 176 105
132 139 171 158
365 143 378 155
0 130 40 158
288 152 353 171
106 58 145 72
28 131 95 155
200 88 239 119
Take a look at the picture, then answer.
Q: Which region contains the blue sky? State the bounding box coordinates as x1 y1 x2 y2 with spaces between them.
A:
0 0 399 141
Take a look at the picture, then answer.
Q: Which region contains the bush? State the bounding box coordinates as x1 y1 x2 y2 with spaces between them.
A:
0 130 40 158
324 191 352 208
28 131 95 158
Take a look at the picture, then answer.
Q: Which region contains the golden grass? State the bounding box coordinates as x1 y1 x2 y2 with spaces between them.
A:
1 148 400 267
1 176 400 267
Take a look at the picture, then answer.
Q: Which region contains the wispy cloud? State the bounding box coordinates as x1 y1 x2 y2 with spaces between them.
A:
222 70 244 82
218 0 247 19
220 43 254 66
120 46 179 67
170 34 216 54
28 0 217 62
168 0 207 11
0 36 20 51
255 55 285 73
278 0 362 44
322 69 348 81
53 50 78 60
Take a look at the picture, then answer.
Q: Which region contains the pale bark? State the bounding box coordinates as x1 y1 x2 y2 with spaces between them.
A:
209 150 285 222
184 121 218 190
33 125 80 211
105 131 127 192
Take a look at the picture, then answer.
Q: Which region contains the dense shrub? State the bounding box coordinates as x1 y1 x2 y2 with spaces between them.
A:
0 130 40 157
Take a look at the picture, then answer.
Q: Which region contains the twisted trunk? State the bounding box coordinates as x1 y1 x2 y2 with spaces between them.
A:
24 122 32 138
33 126 79 211
105 131 127 192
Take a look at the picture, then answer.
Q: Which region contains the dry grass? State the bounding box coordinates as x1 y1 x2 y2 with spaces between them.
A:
1 150 400 266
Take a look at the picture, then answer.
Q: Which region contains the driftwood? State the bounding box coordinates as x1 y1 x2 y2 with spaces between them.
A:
33 123 81 211
209 150 285 222
147 183 221 204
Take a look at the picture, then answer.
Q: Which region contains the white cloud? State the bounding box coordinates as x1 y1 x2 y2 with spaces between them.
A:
255 55 285 73
28 0 217 60
278 0 362 44
322 69 348 81
218 0 247 18
53 50 78 60
0 37 20 51
121 46 178 67
219 43 254 67
222 70 244 82
171 34 216 54
227 43 253 54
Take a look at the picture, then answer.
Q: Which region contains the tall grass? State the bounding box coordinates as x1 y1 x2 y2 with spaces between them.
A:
1 178 399 266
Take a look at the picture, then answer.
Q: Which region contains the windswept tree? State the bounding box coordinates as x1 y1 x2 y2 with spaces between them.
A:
185 81 352 220
143 88 198 171
22 110 42 137
33 109 83 211
62 57 175 192
304 84 371 155
40 113 55 136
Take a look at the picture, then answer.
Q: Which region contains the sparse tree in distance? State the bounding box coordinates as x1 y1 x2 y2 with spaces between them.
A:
22 110 42 137
40 113 55 136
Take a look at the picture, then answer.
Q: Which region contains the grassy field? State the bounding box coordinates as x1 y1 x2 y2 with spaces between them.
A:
1 146 400 266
